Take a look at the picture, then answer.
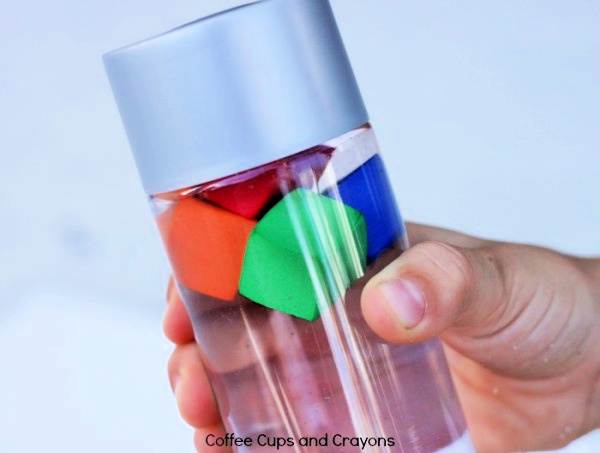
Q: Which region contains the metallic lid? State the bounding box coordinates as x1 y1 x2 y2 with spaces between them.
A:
104 0 368 194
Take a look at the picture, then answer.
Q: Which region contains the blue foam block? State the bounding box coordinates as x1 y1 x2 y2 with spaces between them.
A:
329 155 403 261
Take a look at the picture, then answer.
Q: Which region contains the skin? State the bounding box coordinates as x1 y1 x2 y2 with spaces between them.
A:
164 223 600 452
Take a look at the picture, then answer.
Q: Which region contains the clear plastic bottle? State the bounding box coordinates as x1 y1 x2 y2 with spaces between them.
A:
104 1 472 451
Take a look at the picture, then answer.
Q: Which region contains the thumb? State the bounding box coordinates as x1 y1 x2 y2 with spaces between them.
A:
361 224 508 345
361 223 597 378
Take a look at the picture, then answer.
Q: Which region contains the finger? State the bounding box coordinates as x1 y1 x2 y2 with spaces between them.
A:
406 222 488 248
164 277 195 345
361 239 507 344
168 343 220 429
194 425 232 453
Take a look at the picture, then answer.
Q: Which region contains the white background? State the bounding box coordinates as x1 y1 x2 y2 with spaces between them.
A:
0 0 598 451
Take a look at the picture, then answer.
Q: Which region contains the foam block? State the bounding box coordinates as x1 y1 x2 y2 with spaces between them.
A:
199 145 333 219
283 145 333 190
239 189 367 321
201 168 280 219
158 198 256 301
317 127 378 192
329 155 403 261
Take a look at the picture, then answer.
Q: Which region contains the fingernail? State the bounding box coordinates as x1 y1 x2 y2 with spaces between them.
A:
377 278 426 329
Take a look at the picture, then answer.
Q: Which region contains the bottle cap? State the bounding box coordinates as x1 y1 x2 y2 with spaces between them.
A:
104 0 368 194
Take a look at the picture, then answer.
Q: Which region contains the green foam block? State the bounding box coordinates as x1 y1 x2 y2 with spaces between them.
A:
239 188 367 321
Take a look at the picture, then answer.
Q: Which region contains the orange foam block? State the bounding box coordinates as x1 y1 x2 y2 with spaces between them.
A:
158 198 256 301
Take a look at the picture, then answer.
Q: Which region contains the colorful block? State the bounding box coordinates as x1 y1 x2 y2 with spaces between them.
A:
158 198 256 301
201 168 280 219
283 145 333 190
329 155 403 261
239 189 367 321
199 145 333 219
317 127 378 192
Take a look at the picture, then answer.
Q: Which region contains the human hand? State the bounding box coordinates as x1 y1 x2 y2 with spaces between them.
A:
164 223 600 452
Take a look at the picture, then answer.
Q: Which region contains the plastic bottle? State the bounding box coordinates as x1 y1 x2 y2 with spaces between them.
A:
104 1 472 451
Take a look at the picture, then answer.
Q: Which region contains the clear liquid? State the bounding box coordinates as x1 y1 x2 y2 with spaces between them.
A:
180 244 467 452
154 126 471 452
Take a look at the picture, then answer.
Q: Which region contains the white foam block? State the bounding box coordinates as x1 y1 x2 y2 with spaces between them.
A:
317 127 379 193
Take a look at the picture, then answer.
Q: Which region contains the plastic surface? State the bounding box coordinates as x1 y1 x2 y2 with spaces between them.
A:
151 126 472 452
103 0 368 194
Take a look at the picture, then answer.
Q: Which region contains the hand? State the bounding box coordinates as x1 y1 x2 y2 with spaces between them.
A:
164 223 600 452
